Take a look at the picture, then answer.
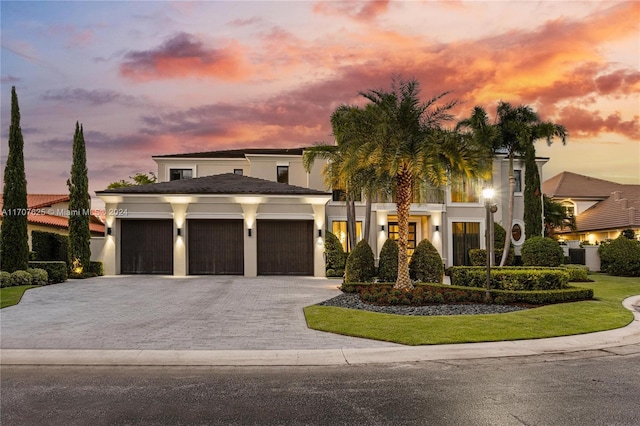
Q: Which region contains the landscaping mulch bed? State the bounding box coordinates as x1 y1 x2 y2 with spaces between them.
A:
317 293 529 316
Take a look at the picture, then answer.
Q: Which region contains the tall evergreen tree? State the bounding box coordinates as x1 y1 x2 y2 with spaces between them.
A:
1 87 30 272
523 144 542 239
67 122 91 272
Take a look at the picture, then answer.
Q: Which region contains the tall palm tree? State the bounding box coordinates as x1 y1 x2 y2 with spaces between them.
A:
543 195 576 237
494 102 566 266
359 79 488 290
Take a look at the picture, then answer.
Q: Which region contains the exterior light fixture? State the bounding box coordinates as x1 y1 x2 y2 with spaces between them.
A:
248 228 252 237
381 225 385 232
318 229 322 237
177 228 182 237
482 187 497 301
434 225 439 232
107 227 112 236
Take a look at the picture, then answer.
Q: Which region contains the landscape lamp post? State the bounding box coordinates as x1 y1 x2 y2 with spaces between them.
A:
482 188 497 301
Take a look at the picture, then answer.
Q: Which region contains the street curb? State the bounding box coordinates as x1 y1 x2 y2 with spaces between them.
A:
2 296 638 367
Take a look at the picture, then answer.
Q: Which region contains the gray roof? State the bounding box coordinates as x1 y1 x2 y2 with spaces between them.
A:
152 148 306 159
96 173 330 196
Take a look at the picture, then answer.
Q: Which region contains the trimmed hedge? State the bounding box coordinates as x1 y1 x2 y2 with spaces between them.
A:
342 282 592 306
89 261 104 276
28 261 68 284
378 239 399 282
469 248 515 267
345 240 376 283
447 267 569 290
409 239 444 283
27 268 49 286
11 270 33 286
31 230 70 267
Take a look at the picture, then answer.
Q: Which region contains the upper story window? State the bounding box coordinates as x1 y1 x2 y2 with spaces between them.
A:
234 169 243 176
451 176 480 203
169 168 193 181
277 166 289 184
514 169 522 193
332 188 362 202
561 201 575 217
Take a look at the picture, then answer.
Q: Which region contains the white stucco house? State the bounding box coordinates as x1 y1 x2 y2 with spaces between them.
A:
95 147 547 277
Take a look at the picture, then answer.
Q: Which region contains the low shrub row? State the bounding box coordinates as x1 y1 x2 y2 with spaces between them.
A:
0 268 49 288
446 267 569 290
342 283 593 306
27 261 68 283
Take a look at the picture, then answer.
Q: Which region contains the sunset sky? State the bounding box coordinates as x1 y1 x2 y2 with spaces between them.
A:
1 0 639 207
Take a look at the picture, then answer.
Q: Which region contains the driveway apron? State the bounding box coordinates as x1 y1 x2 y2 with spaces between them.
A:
0 276 400 350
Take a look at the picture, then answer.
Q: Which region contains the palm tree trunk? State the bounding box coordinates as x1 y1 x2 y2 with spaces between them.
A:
395 168 413 290
363 195 372 244
346 195 356 251
500 154 515 266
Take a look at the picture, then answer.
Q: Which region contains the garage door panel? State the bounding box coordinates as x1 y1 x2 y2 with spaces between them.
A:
257 220 313 275
120 220 173 274
188 220 244 275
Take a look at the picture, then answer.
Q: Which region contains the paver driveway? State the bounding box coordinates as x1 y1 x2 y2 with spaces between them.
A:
0 276 399 350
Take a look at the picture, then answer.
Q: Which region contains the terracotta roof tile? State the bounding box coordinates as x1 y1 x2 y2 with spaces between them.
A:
575 186 640 232
542 172 622 199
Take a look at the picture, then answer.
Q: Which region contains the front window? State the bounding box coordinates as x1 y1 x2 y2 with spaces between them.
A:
234 169 243 176
169 168 193 181
388 222 417 257
451 176 480 203
452 222 480 266
561 201 575 217
277 166 289 184
332 221 362 252
514 169 522 193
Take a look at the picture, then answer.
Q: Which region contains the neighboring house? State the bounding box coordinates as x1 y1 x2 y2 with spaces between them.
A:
96 148 547 277
543 171 640 244
0 194 105 248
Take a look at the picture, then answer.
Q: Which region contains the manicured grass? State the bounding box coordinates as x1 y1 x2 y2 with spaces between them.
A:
304 274 640 345
0 285 40 309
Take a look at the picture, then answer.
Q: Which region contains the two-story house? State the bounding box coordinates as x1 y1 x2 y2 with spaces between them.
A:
543 171 640 244
95 147 546 277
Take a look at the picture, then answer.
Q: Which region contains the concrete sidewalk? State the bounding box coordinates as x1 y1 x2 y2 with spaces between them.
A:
1 276 639 366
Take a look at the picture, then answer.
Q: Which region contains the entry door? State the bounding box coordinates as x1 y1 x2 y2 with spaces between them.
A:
120 220 173 274
257 220 314 275
188 219 244 275
452 222 480 266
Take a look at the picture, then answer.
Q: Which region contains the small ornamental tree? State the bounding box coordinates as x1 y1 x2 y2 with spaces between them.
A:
1 86 29 272
324 230 347 277
521 236 564 267
344 240 375 283
67 122 91 273
409 239 444 283
523 144 543 240
378 239 399 282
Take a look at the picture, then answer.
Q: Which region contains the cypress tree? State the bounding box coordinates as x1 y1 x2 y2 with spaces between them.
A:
1 87 30 272
67 122 91 273
524 144 542 240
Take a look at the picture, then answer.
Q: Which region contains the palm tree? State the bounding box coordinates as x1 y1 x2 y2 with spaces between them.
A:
358 79 489 290
543 195 576 237
494 102 566 266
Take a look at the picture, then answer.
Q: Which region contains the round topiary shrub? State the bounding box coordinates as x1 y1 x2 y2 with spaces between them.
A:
10 270 33 287
521 236 564 267
344 240 376 283
409 239 444 283
598 235 640 277
377 239 399 282
28 268 49 286
324 230 347 274
0 271 12 288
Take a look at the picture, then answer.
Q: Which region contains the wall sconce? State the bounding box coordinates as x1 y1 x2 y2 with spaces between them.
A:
318 229 322 238
177 228 182 237
248 228 252 237
434 225 439 232
107 227 112 236
381 225 385 232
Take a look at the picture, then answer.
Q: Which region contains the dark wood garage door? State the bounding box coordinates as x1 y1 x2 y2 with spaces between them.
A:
257 220 314 275
120 220 173 274
188 219 244 275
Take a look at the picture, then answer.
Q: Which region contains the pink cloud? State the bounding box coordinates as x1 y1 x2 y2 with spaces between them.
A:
120 32 253 82
557 106 640 139
313 0 390 22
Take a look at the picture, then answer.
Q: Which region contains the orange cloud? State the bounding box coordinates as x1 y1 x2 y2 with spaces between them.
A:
313 0 390 22
120 32 253 82
557 106 640 139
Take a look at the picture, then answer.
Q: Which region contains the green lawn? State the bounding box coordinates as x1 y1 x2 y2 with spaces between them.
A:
304 273 640 345
0 285 40 309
